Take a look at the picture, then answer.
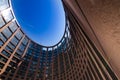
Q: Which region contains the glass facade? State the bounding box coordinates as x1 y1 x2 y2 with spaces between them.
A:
0 0 9 11
2 9 13 22
0 0 119 80
0 15 5 28
2 27 12 39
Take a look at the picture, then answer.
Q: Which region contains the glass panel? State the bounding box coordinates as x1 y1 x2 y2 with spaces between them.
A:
0 40 3 46
19 43 25 51
0 63 4 69
0 33 7 42
22 37 28 45
2 10 13 22
0 55 7 63
7 42 15 50
1 50 10 57
0 0 9 11
9 21 18 32
6 66 11 72
11 36 19 46
2 27 12 38
0 16 5 28
16 49 23 55
5 46 13 53
9 61 16 67
15 30 23 40
12 57 19 63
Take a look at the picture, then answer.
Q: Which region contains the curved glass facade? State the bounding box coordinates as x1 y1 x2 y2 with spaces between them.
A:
0 0 119 80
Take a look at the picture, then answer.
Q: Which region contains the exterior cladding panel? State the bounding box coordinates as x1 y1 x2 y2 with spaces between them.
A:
0 0 119 80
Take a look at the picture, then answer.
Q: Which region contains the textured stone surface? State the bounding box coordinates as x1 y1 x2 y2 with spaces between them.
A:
78 0 120 77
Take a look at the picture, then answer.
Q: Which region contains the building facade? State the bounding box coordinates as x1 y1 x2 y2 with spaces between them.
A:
0 0 120 80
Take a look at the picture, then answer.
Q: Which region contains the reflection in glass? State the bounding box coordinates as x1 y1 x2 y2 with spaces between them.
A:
0 0 9 11
2 27 12 38
15 30 23 40
0 33 7 42
2 10 13 22
9 22 18 32
0 16 5 28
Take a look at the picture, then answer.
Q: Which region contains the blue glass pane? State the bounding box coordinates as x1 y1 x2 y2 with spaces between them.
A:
0 16 5 28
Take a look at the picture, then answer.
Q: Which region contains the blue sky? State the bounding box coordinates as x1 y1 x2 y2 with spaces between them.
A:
11 0 65 46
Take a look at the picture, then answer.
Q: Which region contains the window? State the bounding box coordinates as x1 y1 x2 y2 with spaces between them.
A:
14 53 21 58
0 55 7 63
12 57 19 63
0 63 4 69
2 27 12 38
2 10 13 22
0 32 7 42
0 40 3 46
0 15 5 28
19 44 25 51
22 37 28 45
0 0 9 11
5 46 13 53
15 30 23 40
9 61 16 67
7 42 15 49
1 50 10 57
11 36 19 46
9 21 18 32
16 49 23 55
6 66 11 72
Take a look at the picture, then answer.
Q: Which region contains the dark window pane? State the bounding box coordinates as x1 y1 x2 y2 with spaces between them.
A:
7 42 15 49
0 55 7 63
0 63 4 69
1 50 10 57
5 46 13 53
0 40 3 46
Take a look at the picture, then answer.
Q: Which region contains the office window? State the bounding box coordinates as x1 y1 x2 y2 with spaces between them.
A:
6 66 11 72
11 36 19 46
14 53 21 58
0 40 3 46
19 43 25 51
0 63 4 69
2 27 12 38
0 32 7 42
15 30 23 40
5 46 13 53
16 49 23 55
2 10 13 22
12 57 19 63
9 21 18 32
1 50 10 58
22 37 28 45
0 16 5 28
0 0 9 11
0 55 7 63
9 61 16 67
7 42 15 50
